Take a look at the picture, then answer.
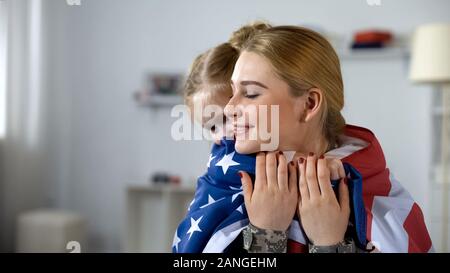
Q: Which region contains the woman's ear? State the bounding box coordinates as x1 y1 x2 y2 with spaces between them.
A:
293 95 307 123
303 88 323 122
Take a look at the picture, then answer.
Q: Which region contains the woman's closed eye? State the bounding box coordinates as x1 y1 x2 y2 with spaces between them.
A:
244 94 260 99
244 92 260 99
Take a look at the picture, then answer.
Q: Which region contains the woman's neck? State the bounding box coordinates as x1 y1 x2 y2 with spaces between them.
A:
291 128 331 158
306 135 330 156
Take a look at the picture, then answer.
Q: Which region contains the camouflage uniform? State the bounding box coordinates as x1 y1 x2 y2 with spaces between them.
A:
243 223 365 253
243 223 288 253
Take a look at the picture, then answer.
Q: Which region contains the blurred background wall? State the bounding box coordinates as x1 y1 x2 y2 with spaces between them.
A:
1 0 449 252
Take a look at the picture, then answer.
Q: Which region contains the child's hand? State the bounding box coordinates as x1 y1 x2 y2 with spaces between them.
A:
239 151 298 231
297 153 350 246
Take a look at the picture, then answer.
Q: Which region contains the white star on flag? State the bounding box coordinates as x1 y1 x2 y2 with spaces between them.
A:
215 151 240 175
200 194 225 209
187 216 203 239
207 154 215 168
230 185 243 202
172 231 181 252
236 205 243 214
232 192 243 202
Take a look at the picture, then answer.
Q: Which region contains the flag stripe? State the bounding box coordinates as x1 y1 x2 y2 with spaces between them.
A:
404 203 433 253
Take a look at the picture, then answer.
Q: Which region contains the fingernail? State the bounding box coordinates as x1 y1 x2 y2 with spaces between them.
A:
319 155 324 159
238 172 243 178
298 157 304 164
309 152 314 157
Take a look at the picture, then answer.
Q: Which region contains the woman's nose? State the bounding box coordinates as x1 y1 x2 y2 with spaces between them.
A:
224 96 242 120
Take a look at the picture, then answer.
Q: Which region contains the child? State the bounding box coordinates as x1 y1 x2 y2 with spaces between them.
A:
173 23 272 253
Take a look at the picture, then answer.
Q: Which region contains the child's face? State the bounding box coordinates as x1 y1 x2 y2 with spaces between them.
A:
192 89 233 144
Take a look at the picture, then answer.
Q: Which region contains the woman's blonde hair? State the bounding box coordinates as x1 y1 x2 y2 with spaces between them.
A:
241 25 346 149
183 22 272 111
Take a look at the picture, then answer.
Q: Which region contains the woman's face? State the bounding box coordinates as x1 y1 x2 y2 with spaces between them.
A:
225 51 307 154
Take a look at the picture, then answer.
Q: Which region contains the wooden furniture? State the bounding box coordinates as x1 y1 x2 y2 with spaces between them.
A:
125 184 195 252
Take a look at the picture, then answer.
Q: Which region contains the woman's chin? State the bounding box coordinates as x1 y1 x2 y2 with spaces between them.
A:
235 140 260 154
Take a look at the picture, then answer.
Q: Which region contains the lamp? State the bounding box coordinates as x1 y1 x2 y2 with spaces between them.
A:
410 23 450 252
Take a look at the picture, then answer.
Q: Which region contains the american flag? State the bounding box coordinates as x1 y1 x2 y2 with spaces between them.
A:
172 138 254 253
173 125 433 253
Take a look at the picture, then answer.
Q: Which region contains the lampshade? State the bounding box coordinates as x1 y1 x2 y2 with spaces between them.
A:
410 23 450 83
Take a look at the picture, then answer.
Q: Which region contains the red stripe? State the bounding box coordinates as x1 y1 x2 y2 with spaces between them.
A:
287 240 308 253
337 125 432 251
359 172 391 243
404 203 433 253
342 125 393 244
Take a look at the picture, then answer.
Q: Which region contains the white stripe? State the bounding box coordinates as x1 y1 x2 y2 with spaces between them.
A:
389 172 414 200
287 220 308 245
390 173 434 252
202 219 308 252
325 134 368 159
202 219 248 253
370 171 414 252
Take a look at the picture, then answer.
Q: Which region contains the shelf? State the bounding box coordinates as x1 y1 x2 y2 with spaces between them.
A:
149 94 183 107
127 183 195 194
126 184 195 252
338 47 409 60
135 94 184 108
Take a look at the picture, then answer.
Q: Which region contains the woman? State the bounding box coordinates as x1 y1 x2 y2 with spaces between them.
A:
225 25 433 253
174 24 432 253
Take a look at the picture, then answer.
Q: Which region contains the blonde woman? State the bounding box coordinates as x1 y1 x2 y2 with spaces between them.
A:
226 25 433 253
175 24 432 253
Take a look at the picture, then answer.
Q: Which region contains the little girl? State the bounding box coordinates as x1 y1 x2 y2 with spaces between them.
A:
173 23 273 253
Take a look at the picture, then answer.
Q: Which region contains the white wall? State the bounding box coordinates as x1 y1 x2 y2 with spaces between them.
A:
39 0 449 251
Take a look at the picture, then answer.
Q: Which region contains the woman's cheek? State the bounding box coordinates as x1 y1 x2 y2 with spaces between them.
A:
234 139 260 154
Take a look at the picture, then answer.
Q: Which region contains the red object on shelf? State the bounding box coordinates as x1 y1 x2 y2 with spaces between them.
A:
354 30 393 44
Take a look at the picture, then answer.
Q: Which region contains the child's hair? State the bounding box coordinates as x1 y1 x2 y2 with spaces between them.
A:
183 22 272 116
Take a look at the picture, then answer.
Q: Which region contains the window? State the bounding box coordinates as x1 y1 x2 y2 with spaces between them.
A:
0 0 7 138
